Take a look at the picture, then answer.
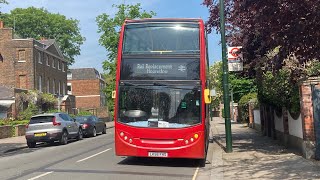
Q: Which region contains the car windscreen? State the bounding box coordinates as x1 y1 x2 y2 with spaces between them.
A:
123 23 199 55
30 116 54 124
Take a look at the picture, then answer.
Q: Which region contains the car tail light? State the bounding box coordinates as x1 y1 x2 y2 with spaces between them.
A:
82 124 89 129
52 117 61 126
25 124 29 128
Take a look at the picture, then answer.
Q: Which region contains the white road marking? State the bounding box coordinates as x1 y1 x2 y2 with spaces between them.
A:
76 148 112 163
192 167 199 180
27 171 53 180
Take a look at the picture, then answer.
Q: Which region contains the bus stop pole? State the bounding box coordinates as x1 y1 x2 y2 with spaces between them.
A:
219 0 233 153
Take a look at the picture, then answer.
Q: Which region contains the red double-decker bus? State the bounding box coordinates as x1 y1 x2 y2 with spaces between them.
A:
114 18 211 165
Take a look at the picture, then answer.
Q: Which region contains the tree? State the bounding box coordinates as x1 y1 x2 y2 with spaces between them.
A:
203 0 319 113
1 7 85 65
203 0 320 77
209 61 257 108
96 4 156 114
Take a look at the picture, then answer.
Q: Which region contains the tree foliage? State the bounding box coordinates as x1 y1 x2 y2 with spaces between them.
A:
1 7 85 65
203 0 319 113
96 4 156 114
209 61 257 109
203 0 320 76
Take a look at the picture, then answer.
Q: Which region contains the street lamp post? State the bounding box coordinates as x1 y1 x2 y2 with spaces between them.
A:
219 0 233 153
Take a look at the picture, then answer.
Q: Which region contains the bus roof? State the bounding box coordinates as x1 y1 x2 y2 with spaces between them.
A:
124 18 203 24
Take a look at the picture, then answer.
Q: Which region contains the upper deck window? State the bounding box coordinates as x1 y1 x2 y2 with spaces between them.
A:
123 23 199 55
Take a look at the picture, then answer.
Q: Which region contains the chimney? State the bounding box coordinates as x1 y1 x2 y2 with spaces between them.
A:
0 21 4 29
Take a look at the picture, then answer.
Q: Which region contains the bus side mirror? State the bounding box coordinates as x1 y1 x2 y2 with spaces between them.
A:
204 89 211 104
112 91 116 99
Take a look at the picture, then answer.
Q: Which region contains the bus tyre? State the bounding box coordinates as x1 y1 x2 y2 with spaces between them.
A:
199 158 206 167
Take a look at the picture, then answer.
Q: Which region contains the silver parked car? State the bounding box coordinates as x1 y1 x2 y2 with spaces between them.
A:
25 113 83 148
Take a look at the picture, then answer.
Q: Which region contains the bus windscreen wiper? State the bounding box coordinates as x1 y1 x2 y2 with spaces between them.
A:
120 82 137 86
153 82 199 90
153 82 168 86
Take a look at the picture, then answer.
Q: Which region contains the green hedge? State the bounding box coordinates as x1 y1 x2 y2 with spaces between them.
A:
0 120 29 126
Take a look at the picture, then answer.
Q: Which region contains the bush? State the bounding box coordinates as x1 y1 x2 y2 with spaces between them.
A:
0 120 29 126
17 103 38 120
238 93 258 123
77 111 93 116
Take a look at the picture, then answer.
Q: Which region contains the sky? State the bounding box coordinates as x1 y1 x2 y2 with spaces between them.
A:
2 0 222 73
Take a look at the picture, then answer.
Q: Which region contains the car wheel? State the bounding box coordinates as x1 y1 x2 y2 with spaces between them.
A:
77 128 83 140
102 126 107 134
59 131 68 145
27 141 36 148
92 127 97 137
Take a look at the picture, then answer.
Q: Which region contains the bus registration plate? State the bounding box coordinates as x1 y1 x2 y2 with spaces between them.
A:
148 152 168 157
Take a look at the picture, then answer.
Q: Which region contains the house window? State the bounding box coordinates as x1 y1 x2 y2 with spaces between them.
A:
63 82 66 95
62 63 65 72
38 51 42 64
67 83 72 95
45 54 49 66
58 81 61 95
67 72 72 80
19 75 27 89
47 78 50 93
18 50 26 62
52 58 56 68
53 79 56 94
57 60 61 70
38 75 42 92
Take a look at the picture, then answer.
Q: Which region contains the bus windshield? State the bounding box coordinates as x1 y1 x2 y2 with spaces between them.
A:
118 85 201 128
123 23 200 55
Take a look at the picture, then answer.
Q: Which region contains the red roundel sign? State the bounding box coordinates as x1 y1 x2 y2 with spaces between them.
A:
228 46 242 61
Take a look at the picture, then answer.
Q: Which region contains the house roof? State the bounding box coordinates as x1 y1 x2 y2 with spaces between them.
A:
39 39 55 47
37 39 65 60
0 85 14 100
69 68 104 81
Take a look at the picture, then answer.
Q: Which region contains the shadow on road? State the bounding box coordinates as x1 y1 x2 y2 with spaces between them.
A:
118 156 200 167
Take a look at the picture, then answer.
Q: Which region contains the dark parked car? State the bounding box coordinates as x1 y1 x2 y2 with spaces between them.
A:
75 116 106 137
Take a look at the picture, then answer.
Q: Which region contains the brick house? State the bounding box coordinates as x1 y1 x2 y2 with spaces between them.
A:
67 68 107 117
0 22 74 118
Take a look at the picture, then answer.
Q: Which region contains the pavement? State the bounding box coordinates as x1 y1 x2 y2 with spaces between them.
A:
201 117 320 180
0 121 114 156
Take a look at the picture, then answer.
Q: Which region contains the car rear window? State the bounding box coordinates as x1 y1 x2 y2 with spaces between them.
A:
75 116 90 123
30 116 54 124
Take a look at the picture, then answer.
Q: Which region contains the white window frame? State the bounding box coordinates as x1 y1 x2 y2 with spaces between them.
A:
63 82 66 95
67 82 72 95
18 50 26 62
53 79 55 94
38 51 42 64
38 75 42 92
58 81 61 95
57 60 61 70
46 54 49 66
52 58 56 68
47 78 50 93
62 63 65 72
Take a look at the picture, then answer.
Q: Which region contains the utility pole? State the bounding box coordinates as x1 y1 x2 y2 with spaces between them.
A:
219 0 233 153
